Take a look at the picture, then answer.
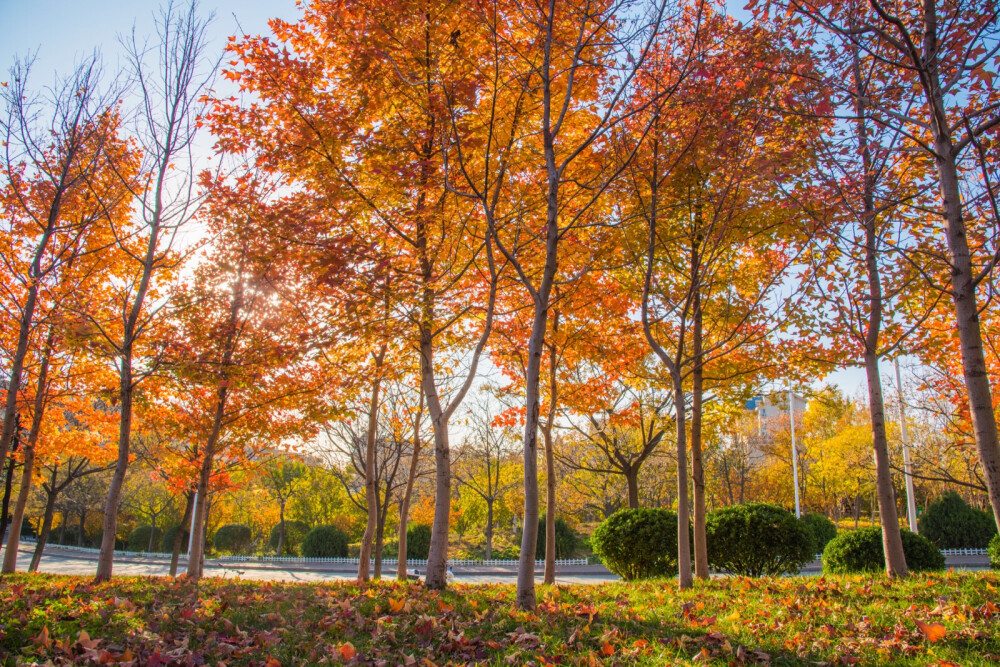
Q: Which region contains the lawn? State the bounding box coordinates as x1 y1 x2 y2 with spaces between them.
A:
0 571 997 665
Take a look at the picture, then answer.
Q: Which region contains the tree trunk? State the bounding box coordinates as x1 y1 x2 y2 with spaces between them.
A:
852 45 907 577
2 335 51 573
542 421 556 584
485 500 494 560
148 517 157 552
396 428 422 581
186 382 228 580
691 283 709 580
77 510 86 547
0 283 40 467
625 468 640 509
374 498 386 580
95 350 134 581
30 472 59 572
912 5 1000 533
672 371 693 589
2 443 34 573
170 491 194 576
1 455 17 541
865 353 909 576
357 349 385 583
277 500 286 556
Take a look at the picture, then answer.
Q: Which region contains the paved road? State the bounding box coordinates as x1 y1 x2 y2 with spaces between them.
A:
11 545 621 584
10 545 990 585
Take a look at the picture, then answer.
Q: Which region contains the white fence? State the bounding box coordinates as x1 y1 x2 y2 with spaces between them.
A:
940 548 989 556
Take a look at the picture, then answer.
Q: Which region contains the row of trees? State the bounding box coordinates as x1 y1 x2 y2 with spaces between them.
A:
3 0 998 608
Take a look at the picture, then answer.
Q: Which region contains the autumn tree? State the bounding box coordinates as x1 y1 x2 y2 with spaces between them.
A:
771 0 1000 532
1 56 131 470
84 0 217 581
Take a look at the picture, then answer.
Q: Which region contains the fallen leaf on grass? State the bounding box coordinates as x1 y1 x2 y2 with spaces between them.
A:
915 620 947 642
339 642 357 660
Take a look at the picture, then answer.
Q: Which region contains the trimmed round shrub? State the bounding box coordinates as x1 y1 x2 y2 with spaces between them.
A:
918 492 997 549
823 527 945 574
800 512 837 554
162 525 189 553
988 534 1000 570
269 520 309 555
706 503 814 576
213 524 253 554
591 508 681 580
302 525 349 558
406 523 432 560
127 525 162 552
534 515 579 559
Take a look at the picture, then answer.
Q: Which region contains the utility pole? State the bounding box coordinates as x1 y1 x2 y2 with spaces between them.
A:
895 357 918 532
789 382 800 518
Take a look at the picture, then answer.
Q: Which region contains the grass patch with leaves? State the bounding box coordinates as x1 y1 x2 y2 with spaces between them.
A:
0 571 998 665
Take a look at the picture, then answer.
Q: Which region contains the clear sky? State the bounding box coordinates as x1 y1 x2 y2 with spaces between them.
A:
1 0 872 401
0 0 298 80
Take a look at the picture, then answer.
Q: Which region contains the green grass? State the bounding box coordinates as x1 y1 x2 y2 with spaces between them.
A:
0 571 997 665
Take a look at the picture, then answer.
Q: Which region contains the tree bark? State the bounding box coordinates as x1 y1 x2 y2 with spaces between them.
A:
357 347 386 583
29 469 59 573
625 468 640 509
1 453 17 541
672 371 693 588
541 420 556 584
277 500 286 556
170 491 194 576
96 350 134 581
2 441 34 573
691 284 709 580
396 412 422 581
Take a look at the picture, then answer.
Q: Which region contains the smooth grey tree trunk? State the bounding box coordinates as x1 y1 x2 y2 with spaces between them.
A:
357 348 386 583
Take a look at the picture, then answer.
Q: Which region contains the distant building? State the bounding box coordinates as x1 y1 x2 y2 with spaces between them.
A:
746 393 807 420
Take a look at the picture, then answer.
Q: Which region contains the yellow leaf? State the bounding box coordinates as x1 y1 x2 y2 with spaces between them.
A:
388 598 405 613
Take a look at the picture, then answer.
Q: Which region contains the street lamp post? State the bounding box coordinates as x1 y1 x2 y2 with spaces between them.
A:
789 382 801 518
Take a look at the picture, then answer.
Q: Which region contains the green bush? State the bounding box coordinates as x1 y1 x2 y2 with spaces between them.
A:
269 520 309 556
127 525 162 552
213 524 253 554
989 534 1000 570
302 525 349 558
800 512 837 554
162 525 189 553
591 508 683 580
534 515 579 559
918 492 997 549
823 527 945 574
706 503 814 576
406 523 432 559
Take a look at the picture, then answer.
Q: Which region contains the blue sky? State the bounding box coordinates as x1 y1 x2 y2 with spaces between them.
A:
0 0 298 79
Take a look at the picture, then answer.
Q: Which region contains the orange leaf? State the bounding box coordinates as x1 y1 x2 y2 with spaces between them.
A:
632 639 649 649
600 642 614 656
438 600 453 613
266 659 281 667
915 620 946 642
338 642 356 660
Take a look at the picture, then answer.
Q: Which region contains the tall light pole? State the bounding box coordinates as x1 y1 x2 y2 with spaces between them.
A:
895 357 918 532
789 381 801 518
